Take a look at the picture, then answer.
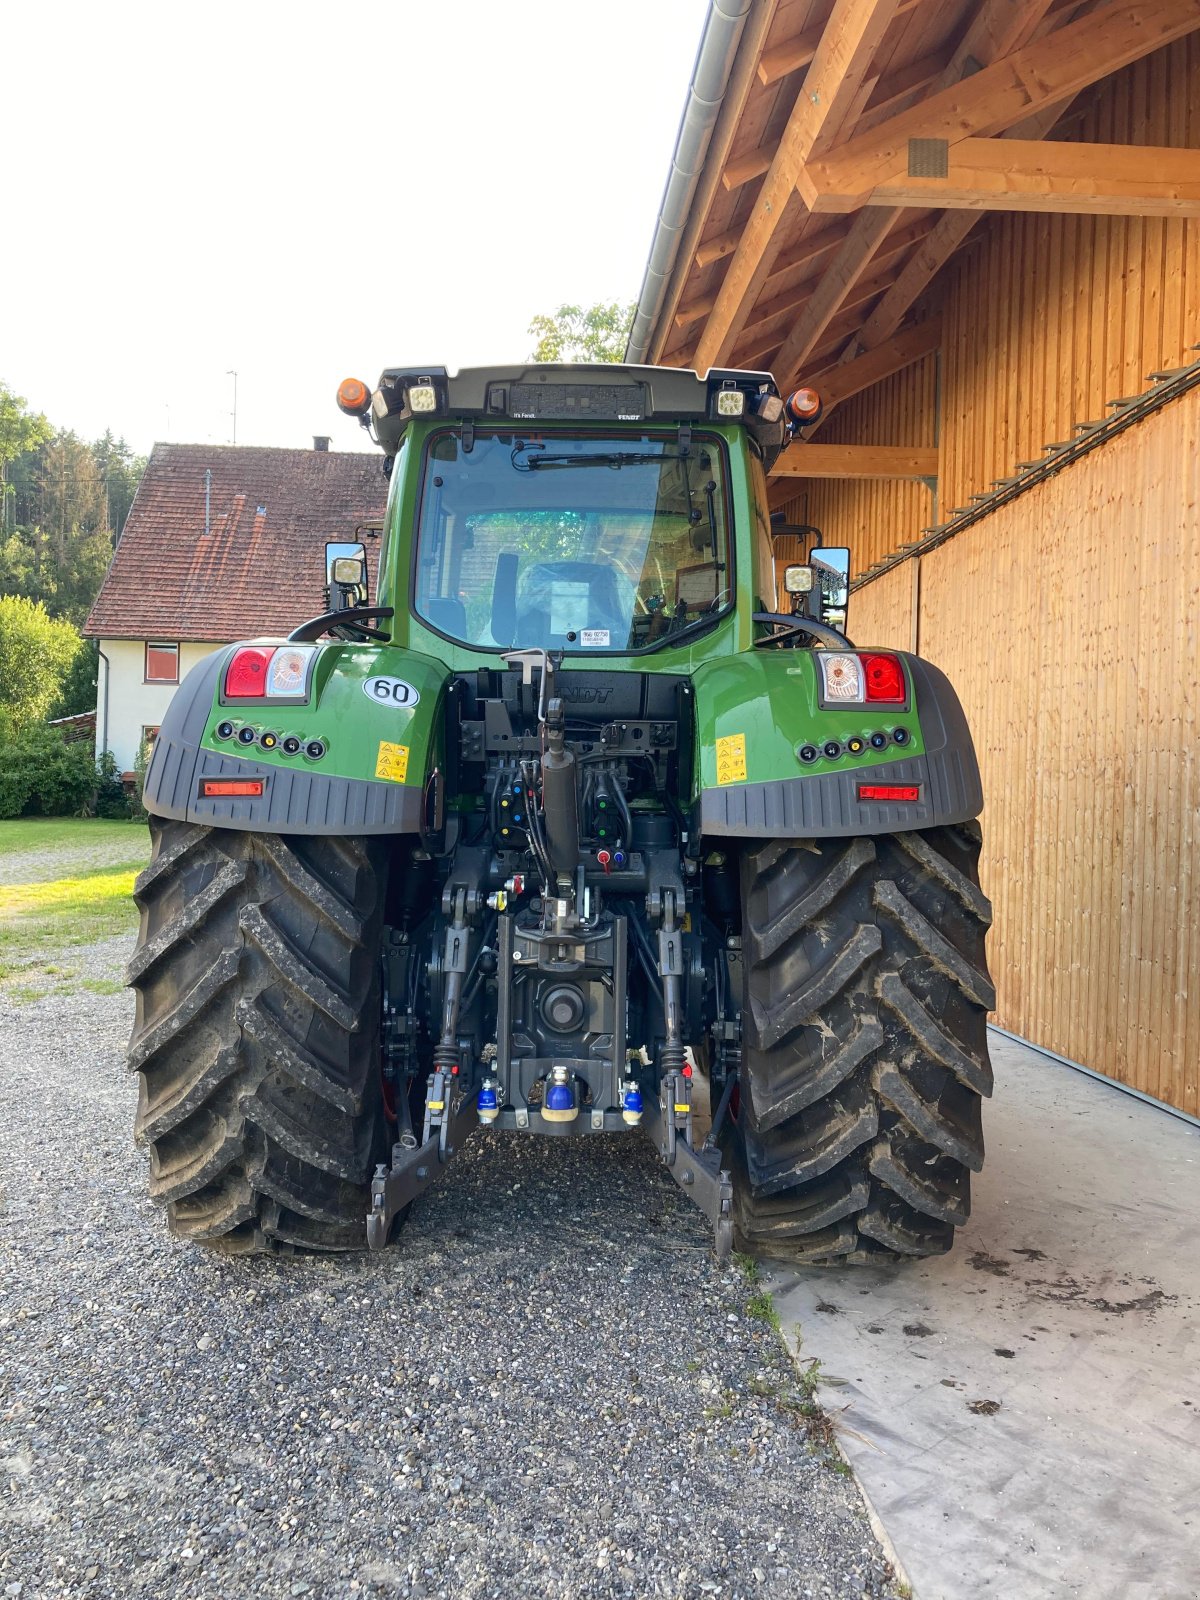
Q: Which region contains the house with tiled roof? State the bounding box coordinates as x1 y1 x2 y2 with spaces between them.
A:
83 441 386 771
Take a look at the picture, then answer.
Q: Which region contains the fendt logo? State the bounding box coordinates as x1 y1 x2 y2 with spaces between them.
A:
558 687 613 704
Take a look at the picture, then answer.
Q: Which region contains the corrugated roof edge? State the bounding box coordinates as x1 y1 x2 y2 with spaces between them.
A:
625 0 753 364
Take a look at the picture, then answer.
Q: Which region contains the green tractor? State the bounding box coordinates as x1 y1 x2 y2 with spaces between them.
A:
129 363 993 1262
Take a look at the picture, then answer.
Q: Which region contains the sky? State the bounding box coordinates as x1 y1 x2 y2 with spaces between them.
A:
4 0 708 457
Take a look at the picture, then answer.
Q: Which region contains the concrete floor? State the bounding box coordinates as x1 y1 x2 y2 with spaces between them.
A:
767 1031 1200 1600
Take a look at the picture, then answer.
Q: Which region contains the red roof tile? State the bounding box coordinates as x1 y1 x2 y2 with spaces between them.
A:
84 443 387 642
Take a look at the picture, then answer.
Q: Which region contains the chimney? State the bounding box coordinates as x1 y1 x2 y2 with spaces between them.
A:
313 435 331 452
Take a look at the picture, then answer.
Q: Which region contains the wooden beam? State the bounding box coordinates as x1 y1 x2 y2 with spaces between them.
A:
802 317 942 406
755 0 923 86
800 0 1200 210
692 0 904 373
695 227 741 269
722 144 774 192
850 136 1200 215
769 208 899 379
770 443 939 478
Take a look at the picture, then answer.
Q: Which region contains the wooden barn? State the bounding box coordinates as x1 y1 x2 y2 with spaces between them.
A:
629 0 1200 1118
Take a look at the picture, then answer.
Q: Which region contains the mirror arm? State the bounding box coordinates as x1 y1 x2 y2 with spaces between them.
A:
288 605 395 643
752 612 855 650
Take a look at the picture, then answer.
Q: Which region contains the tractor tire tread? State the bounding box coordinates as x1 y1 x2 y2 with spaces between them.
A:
127 818 387 1253
732 824 992 1262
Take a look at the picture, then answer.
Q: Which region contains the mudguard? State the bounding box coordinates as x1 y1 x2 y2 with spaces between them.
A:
691 649 982 838
142 639 452 834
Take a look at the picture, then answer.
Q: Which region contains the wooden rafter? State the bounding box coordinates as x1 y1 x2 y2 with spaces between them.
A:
799 0 1200 210
755 0 924 87
693 216 930 345
768 208 901 379
771 442 939 478
732 254 903 366
802 317 942 407
691 0 905 374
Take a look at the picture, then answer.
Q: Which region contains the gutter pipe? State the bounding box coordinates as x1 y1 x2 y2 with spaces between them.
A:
97 645 110 761
625 0 752 364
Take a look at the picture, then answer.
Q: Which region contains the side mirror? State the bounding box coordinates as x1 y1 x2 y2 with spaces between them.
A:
783 548 850 631
325 540 368 611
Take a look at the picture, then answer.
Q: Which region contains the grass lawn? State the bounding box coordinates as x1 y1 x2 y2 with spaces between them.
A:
0 817 152 1001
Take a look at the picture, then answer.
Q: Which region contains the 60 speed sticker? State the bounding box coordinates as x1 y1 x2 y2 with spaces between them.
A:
363 675 421 708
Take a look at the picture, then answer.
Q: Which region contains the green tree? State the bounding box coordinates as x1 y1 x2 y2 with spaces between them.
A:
1 382 51 529
527 301 635 364
0 429 116 626
92 430 146 540
0 595 84 735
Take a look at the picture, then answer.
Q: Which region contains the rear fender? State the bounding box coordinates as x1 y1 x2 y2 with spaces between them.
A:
690 648 982 838
141 639 451 834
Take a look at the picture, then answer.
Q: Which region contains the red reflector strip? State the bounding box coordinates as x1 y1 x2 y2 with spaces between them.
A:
199 779 265 798
858 783 920 802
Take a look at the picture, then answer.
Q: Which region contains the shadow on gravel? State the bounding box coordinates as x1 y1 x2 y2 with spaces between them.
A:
0 990 903 1600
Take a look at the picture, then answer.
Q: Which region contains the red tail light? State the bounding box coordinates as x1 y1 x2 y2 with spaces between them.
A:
224 646 275 698
862 653 906 703
858 784 920 802
199 778 265 797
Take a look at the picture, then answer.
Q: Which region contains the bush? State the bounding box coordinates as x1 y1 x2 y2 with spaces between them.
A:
0 725 99 819
129 736 152 822
0 596 84 733
93 750 133 819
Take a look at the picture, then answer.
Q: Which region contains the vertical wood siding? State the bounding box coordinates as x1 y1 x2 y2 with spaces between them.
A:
845 559 914 651
914 389 1200 1117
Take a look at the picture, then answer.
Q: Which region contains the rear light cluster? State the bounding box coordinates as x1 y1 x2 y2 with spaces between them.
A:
223 644 316 700
818 652 907 706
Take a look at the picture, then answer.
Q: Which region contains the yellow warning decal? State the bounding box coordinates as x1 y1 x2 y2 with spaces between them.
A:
375 740 411 782
714 733 747 785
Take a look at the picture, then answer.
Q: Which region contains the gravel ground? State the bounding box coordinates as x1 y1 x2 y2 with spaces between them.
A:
0 936 901 1600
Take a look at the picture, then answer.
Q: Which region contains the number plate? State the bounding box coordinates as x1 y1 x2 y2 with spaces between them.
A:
364 675 421 708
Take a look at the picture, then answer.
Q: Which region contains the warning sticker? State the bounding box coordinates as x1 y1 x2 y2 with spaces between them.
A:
715 733 747 785
375 740 410 783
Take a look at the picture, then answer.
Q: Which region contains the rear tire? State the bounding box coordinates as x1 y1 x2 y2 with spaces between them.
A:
731 823 994 1263
126 819 389 1253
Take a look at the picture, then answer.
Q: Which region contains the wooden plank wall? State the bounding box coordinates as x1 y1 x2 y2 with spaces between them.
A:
844 559 914 651
913 388 1200 1116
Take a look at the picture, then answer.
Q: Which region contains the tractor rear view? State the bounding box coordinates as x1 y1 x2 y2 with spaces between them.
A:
128 362 993 1262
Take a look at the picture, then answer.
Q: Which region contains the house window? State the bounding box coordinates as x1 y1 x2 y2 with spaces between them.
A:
142 726 161 752
145 642 179 683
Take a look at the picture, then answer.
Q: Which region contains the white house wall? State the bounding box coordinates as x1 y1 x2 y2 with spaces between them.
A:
98 640 224 771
